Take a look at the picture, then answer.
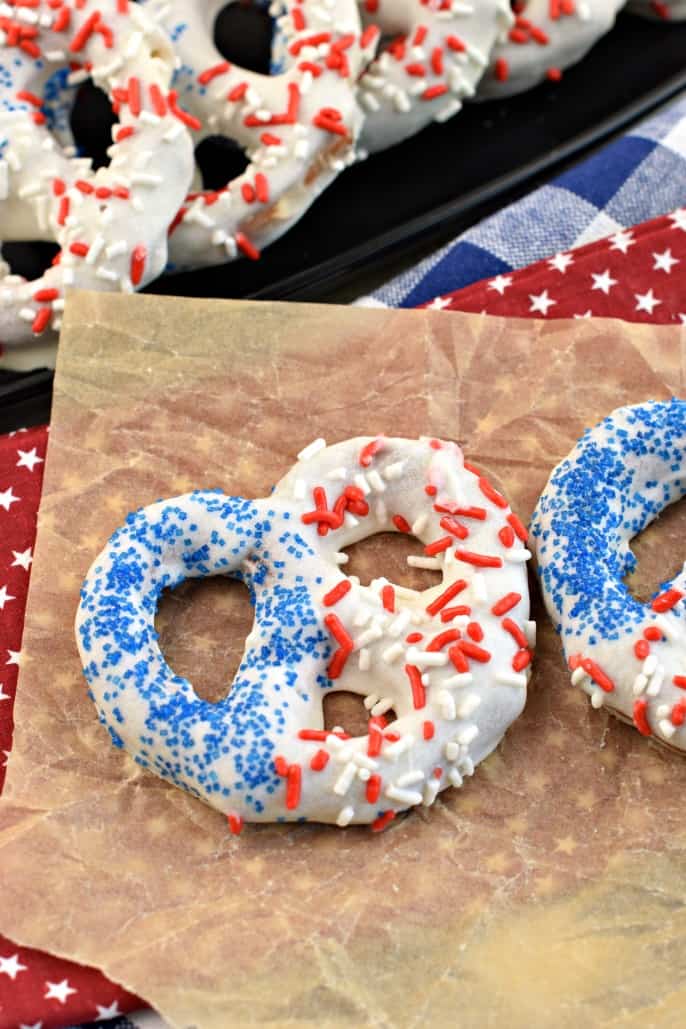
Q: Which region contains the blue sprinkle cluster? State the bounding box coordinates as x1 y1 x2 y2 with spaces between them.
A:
531 399 686 644
78 490 332 815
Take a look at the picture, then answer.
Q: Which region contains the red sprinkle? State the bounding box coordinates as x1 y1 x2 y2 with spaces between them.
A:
502 617 528 650
323 580 351 607
651 588 683 613
426 579 467 617
382 585 395 613
457 640 491 664
274 755 289 777
371 810 396 832
236 232 261 261
448 645 469 673
286 764 302 809
227 813 244 835
454 549 503 568
439 516 469 540
359 438 385 467
513 649 532 672
392 514 411 533
424 535 452 556
507 512 529 542
405 632 423 644
674 676 686 690
467 622 484 643
405 664 426 709
671 701 686 727
366 774 382 804
478 477 508 509
452 506 487 521
440 605 471 622
633 698 652 737
498 526 515 548
130 244 147 286
310 749 330 771
31 308 51 335
423 720 435 741
581 658 615 693
426 629 461 652
198 61 231 85
634 639 650 660
643 626 662 641
491 592 521 616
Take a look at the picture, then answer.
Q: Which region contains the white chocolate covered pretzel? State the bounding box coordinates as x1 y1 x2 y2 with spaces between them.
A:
144 0 368 270
532 400 686 751
77 436 533 831
0 0 194 349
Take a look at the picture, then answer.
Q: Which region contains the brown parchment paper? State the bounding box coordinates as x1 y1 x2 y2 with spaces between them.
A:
2 292 686 1029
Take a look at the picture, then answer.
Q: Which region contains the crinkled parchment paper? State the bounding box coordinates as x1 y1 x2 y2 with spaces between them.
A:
2 292 686 1029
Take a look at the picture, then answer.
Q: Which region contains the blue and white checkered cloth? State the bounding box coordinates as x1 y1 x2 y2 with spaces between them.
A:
360 90 686 309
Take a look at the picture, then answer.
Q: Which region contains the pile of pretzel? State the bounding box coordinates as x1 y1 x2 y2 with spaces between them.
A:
0 0 680 352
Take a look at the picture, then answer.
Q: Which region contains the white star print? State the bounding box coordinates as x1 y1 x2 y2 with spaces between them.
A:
0 585 15 610
670 208 686 232
488 274 512 295
679 313 686 325
608 229 635 254
45 979 77 1004
1 749 10 765
548 252 574 273
635 288 662 314
0 953 27 979
95 1001 122 1020
19 1023 43 1029
0 486 20 512
573 310 593 319
11 547 32 570
528 289 556 315
6 649 21 666
16 447 43 472
0 683 10 702
653 248 679 274
590 269 617 295
426 295 451 310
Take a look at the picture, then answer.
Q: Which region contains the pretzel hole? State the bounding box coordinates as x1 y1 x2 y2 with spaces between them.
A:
214 1 273 76
195 137 249 191
625 496 686 604
69 80 117 171
2 242 59 281
155 576 253 704
342 532 442 592
323 692 397 737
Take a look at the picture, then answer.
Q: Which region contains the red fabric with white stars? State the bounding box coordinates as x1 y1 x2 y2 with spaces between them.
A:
0 426 142 1029
1 206 685 1029
421 210 686 322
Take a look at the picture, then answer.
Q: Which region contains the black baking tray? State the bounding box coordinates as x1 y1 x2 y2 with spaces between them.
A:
2 10 686 432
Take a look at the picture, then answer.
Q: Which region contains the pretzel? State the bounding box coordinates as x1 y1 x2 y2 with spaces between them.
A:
476 0 622 99
532 400 686 750
0 0 194 349
76 436 534 831
144 0 369 271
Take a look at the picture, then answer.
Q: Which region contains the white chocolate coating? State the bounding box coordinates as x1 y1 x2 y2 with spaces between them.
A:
143 0 367 272
0 0 194 350
356 0 512 153
532 400 686 751
476 0 623 100
76 436 533 831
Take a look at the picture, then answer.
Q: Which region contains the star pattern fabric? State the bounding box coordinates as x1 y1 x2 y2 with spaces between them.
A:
0 426 149 1029
361 89 686 309
420 212 686 324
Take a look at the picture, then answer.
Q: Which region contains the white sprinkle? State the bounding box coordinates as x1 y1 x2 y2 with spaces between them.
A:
407 556 442 570
371 697 394 716
364 693 378 711
353 752 379 772
297 437 326 461
505 549 531 563
333 762 357 796
383 461 404 480
524 620 536 647
96 267 119 282
436 689 456 720
336 805 354 827
0 160 8 200
125 30 143 58
458 755 475 777
423 778 441 806
18 308 36 323
384 735 413 759
375 499 388 523
105 240 127 260
571 666 587 686
643 654 658 676
385 785 422 806
398 770 425 787
85 234 105 266
444 741 460 761
456 694 481 718
406 647 448 668
470 573 487 605
367 469 385 492
632 673 648 696
387 609 411 637
326 466 347 480
293 478 306 500
382 642 403 664
456 725 479 746
354 472 371 495
647 665 665 697
496 670 528 688
655 613 681 641
442 672 473 688
590 688 605 709
355 622 384 649
357 767 371 782
334 552 349 565
659 719 677 740
411 513 428 536
448 767 463 788
358 648 371 672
